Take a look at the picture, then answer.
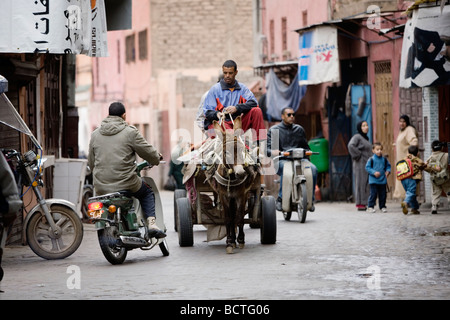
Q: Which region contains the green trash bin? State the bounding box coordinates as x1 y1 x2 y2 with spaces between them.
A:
308 138 329 173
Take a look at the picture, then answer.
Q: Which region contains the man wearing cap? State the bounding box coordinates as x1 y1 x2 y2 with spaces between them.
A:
88 102 166 238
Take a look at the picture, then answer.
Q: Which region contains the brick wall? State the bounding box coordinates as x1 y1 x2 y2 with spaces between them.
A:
151 0 254 72
150 0 260 150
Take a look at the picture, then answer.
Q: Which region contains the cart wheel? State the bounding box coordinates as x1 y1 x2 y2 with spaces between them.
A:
260 196 276 244
176 197 193 247
173 189 187 232
297 183 308 223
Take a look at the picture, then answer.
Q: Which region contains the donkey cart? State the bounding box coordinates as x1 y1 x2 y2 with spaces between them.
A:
173 116 277 253
174 171 277 249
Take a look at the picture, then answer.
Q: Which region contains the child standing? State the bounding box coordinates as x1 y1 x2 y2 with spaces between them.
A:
365 142 391 213
425 140 450 214
400 145 433 215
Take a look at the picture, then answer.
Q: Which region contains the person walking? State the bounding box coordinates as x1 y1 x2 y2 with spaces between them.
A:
393 115 419 200
365 142 391 213
348 120 372 211
425 140 450 214
400 145 433 215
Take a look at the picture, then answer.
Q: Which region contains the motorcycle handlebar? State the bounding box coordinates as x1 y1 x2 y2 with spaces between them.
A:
1 148 18 157
272 149 319 161
136 160 166 171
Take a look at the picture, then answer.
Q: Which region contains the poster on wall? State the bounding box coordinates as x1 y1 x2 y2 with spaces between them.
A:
400 5 450 88
298 26 340 85
88 0 109 57
0 0 108 56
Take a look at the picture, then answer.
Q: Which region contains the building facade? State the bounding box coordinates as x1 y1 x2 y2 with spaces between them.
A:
78 0 262 186
255 0 450 203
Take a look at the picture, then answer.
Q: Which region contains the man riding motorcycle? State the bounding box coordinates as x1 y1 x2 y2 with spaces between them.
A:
88 102 166 239
267 107 318 212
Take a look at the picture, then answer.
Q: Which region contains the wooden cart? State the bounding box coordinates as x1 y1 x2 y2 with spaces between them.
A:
174 167 277 247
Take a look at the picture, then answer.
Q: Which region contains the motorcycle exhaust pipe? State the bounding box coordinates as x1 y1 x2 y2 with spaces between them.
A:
119 235 149 248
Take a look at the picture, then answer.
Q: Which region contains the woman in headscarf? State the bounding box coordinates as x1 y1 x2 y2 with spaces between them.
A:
393 115 419 199
348 120 372 211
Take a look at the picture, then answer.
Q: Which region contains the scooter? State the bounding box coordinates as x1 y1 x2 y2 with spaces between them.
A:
2 148 84 259
274 148 318 223
87 161 169 265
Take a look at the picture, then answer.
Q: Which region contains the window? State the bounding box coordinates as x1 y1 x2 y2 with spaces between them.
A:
281 17 287 52
117 40 121 73
302 10 308 27
269 19 274 56
125 34 135 63
138 29 148 60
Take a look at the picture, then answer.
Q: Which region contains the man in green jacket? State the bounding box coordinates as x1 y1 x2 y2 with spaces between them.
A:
88 102 165 238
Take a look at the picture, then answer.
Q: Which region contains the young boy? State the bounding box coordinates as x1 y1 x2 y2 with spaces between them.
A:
425 140 450 214
365 142 391 213
400 145 433 215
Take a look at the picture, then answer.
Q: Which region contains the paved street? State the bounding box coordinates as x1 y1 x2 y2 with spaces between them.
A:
0 190 449 301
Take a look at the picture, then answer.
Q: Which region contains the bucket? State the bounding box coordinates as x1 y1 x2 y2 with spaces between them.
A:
308 138 329 173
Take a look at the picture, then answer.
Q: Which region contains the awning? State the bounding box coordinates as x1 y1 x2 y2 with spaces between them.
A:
0 76 41 149
379 24 405 36
254 60 298 82
297 25 340 85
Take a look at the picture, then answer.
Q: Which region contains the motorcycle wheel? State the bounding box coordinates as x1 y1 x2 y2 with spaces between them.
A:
97 228 127 265
81 185 94 222
159 238 170 256
26 205 84 260
297 183 308 223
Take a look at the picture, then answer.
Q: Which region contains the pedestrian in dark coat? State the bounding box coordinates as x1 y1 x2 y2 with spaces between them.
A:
347 120 372 211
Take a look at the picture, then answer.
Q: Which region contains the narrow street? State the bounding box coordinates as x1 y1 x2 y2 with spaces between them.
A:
1 190 449 301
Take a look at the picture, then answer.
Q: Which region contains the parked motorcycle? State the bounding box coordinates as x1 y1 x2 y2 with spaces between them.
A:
87 161 169 265
274 147 318 223
1 148 84 259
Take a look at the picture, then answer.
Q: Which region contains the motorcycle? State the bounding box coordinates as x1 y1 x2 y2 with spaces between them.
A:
274 147 318 223
1 148 84 259
87 161 169 265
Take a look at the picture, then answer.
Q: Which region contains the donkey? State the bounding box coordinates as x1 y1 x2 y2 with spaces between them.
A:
210 115 260 253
